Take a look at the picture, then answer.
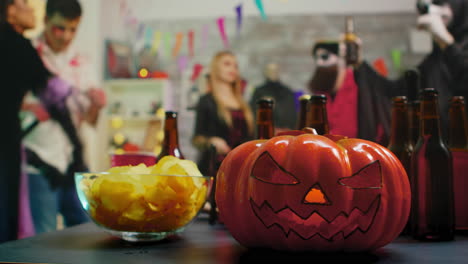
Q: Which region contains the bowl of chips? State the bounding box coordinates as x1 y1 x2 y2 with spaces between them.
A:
75 156 213 242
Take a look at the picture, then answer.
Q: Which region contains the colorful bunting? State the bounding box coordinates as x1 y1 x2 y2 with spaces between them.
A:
201 24 209 53
164 32 172 57
217 17 229 49
188 30 195 57
119 0 127 16
151 31 162 54
235 4 243 36
255 0 267 20
391 49 402 73
373 57 389 77
172 32 184 58
137 23 145 40
191 63 204 82
120 0 275 64
177 55 189 73
144 27 153 48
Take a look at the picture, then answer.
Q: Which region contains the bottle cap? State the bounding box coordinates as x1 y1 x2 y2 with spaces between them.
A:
257 97 274 107
310 94 327 102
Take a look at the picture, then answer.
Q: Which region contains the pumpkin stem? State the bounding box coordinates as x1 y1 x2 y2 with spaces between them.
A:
275 128 319 137
303 127 318 135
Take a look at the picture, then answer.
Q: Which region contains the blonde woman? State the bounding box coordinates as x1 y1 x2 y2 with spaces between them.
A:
192 51 254 175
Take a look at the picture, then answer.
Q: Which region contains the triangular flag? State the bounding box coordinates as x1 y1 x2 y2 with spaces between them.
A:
151 31 162 55
188 30 195 58
172 32 184 58
255 0 267 20
235 4 243 36
217 17 229 49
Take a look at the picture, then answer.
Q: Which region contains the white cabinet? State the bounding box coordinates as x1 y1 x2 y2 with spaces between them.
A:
95 79 170 170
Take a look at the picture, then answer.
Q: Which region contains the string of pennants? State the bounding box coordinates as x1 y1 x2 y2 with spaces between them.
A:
119 0 283 77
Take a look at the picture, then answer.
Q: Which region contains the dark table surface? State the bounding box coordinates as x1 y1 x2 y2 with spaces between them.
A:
1 216 468 264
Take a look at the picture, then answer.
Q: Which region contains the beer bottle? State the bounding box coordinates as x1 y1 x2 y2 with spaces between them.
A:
256 98 275 139
411 88 454 241
448 96 468 151
404 69 421 103
307 95 329 135
344 16 359 66
388 96 413 173
404 69 422 146
409 101 421 147
297 94 311 130
387 96 413 235
157 111 185 159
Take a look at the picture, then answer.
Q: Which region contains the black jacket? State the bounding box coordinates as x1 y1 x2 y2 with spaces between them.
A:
354 62 401 146
417 0 468 139
250 80 298 130
193 93 252 174
0 24 50 243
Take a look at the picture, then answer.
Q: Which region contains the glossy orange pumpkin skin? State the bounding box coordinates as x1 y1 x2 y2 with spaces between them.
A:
216 132 410 252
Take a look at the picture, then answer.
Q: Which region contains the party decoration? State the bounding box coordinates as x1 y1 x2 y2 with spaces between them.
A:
216 17 229 49
373 57 389 77
172 32 184 58
235 4 243 36
144 27 153 48
216 129 410 252
137 23 145 40
201 24 209 53
255 0 267 20
177 55 189 73
138 68 149 78
188 30 195 58
110 116 124 129
164 32 172 57
191 63 204 82
113 133 126 146
391 49 402 73
119 0 127 16
151 31 162 55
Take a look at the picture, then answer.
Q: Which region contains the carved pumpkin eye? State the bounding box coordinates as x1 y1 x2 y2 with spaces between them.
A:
251 152 299 185
338 160 382 189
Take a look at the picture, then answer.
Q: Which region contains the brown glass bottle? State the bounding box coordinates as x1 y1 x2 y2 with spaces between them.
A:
307 95 329 135
404 69 421 102
157 111 185 159
409 101 421 147
387 96 413 236
297 94 311 130
411 88 454 241
388 96 413 174
448 96 468 151
344 16 359 66
256 98 275 139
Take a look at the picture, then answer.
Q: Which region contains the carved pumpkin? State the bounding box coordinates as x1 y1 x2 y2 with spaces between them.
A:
216 130 410 252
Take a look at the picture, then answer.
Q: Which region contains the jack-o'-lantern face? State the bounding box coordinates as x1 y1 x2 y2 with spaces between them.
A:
250 151 382 241
216 131 411 252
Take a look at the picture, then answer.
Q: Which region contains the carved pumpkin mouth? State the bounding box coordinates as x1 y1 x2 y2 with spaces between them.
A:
250 195 381 241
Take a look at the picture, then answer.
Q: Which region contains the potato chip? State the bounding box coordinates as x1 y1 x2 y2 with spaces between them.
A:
87 156 208 232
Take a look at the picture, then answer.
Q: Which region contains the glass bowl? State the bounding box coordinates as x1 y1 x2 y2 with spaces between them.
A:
75 172 213 242
110 152 157 167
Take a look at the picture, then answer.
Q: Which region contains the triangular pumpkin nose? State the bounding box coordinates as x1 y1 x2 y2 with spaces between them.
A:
304 184 329 205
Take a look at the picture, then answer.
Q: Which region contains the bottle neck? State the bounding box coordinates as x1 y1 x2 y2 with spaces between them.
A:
346 17 355 34
448 104 468 149
160 117 183 158
410 102 421 146
257 108 274 139
389 104 410 146
297 100 308 130
307 102 329 135
420 99 442 141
